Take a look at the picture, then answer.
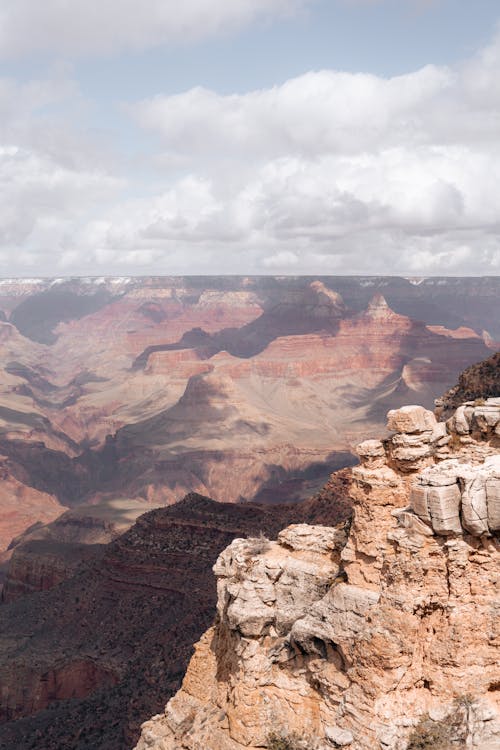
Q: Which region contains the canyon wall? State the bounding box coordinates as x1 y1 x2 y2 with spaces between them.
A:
135 399 500 750
0 276 497 554
0 479 352 750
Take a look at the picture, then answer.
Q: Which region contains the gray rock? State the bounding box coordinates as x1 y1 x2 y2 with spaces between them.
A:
410 485 431 522
486 477 500 531
427 484 462 535
461 472 489 536
325 726 354 746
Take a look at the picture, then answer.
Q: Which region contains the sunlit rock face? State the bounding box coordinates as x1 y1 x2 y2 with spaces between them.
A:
135 400 500 750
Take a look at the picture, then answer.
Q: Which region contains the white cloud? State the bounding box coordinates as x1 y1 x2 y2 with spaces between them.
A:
103 30 500 274
0 0 311 58
1 27 500 275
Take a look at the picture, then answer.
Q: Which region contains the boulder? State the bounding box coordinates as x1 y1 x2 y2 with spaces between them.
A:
485 477 500 531
427 484 462 535
278 524 346 554
387 406 437 434
326 726 354 746
409 485 432 522
460 471 489 536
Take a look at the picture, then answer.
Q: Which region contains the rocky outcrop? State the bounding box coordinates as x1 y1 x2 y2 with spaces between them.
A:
136 402 500 750
438 351 500 417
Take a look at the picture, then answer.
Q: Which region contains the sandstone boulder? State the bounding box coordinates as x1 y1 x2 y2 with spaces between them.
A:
460 470 489 536
278 524 346 554
356 440 385 468
387 405 437 434
485 477 500 531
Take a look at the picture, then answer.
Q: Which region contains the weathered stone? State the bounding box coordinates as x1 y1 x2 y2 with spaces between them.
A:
452 404 473 434
427 484 462 535
431 422 448 442
460 471 489 536
409 485 431 522
278 524 346 554
290 583 380 654
418 460 462 486
391 432 433 447
134 402 500 750
391 444 432 462
485 477 500 531
472 404 500 431
387 405 437 434
214 528 341 639
394 510 433 536
325 726 354 746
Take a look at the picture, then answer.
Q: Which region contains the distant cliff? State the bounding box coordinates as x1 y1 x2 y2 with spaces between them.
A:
135 399 500 750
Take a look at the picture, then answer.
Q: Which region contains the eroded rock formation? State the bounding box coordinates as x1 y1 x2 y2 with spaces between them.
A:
0 276 496 552
135 401 500 750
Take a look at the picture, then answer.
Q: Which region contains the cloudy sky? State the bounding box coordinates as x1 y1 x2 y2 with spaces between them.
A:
1 0 499 276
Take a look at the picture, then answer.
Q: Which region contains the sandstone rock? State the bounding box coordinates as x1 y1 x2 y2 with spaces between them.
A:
325 726 354 746
393 509 433 536
472 403 500 431
387 405 437 434
485 477 500 531
356 440 385 469
409 485 432 522
290 583 380 655
134 400 500 750
460 471 489 536
277 524 346 554
427 484 462 535
451 404 474 434
214 527 342 639
431 421 448 442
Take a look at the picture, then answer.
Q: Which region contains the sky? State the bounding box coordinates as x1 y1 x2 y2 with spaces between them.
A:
1 0 500 277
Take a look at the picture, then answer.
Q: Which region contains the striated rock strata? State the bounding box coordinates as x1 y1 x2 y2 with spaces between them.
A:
136 401 500 750
0 477 352 750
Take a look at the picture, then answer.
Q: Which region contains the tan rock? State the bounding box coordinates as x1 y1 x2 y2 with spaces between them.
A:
387 405 437 434
486 477 500 531
135 401 500 750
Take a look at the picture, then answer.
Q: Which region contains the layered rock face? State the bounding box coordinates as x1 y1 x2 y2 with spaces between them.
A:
0 482 353 750
0 276 496 553
136 402 500 750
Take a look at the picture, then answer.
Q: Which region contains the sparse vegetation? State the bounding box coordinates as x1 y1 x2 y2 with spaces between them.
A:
266 730 314 750
407 695 477 749
244 531 271 557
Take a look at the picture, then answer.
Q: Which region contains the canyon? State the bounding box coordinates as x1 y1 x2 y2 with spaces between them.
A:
0 283 498 748
0 276 497 562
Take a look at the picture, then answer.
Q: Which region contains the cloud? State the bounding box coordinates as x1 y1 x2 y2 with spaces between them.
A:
1 27 500 275
0 0 311 58
0 71 124 274
103 31 500 274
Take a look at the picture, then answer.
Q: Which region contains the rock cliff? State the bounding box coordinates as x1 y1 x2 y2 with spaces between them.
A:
135 400 500 750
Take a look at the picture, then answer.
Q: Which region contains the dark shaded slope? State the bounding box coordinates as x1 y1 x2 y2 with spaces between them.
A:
10 287 117 344
437 350 500 417
133 283 345 368
0 486 352 750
